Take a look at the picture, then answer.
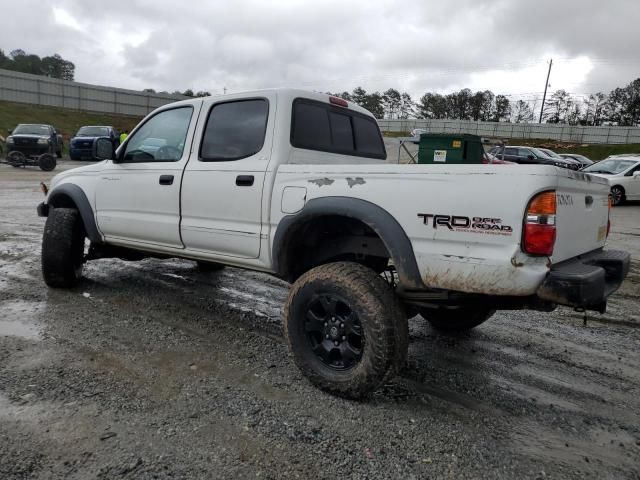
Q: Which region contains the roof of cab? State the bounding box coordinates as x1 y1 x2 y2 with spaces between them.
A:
166 88 374 118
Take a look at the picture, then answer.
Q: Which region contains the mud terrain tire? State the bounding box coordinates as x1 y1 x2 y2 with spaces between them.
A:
42 208 85 288
284 261 407 399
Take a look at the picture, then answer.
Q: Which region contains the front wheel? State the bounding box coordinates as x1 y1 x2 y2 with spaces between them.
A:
611 186 625 206
419 306 494 333
284 262 407 399
42 208 86 288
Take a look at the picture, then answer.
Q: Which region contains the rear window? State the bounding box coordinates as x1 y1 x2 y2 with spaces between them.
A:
291 98 386 159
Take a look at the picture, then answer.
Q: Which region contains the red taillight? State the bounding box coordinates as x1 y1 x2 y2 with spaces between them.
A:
523 224 556 256
329 96 348 107
523 191 556 256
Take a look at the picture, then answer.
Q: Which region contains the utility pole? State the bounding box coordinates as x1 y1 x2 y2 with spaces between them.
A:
538 58 553 123
223 86 227 95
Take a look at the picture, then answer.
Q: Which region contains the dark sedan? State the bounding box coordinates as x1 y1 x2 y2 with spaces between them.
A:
70 126 119 160
559 153 594 168
488 145 579 169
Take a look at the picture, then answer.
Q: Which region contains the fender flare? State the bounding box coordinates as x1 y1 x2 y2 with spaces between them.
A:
47 183 102 243
272 196 425 289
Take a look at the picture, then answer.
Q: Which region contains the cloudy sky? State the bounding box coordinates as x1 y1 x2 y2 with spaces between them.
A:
2 0 639 104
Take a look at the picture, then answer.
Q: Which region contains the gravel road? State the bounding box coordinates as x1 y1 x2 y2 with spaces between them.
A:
1 161 639 479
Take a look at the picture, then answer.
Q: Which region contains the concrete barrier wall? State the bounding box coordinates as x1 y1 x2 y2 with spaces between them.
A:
377 118 640 145
0 68 186 116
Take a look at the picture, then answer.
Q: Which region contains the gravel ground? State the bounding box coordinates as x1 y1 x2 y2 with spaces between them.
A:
1 161 639 479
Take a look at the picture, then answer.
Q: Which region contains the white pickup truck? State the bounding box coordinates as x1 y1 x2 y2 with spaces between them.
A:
37 89 630 398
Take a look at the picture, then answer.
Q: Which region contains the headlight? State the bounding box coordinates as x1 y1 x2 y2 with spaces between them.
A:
6 136 13 144
37 138 50 145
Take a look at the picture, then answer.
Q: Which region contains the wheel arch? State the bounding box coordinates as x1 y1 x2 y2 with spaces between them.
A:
272 197 425 289
47 183 102 243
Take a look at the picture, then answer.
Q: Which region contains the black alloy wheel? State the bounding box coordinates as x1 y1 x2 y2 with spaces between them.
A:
304 293 363 371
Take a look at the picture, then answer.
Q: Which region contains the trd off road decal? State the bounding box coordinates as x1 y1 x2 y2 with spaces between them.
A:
417 214 513 236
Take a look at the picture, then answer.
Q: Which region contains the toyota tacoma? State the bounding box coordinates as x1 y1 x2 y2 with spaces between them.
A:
37 89 630 398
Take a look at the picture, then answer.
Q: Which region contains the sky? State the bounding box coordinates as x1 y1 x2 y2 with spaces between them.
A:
2 0 639 106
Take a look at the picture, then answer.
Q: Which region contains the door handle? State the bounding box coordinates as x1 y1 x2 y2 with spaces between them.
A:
159 175 174 185
236 175 254 187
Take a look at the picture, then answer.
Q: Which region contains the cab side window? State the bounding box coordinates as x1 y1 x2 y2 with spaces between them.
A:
122 107 193 163
199 99 269 161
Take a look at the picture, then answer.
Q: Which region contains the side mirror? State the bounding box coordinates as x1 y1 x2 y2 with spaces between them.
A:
633 171 640 177
7 129 12 134
93 137 115 161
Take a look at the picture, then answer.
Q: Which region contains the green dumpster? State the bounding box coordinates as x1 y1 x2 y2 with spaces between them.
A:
417 133 484 164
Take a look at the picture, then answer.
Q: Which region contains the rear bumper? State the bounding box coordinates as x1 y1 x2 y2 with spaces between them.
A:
537 249 630 311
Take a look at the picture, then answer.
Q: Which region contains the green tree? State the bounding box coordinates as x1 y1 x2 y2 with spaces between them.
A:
605 79 640 126
543 89 571 123
382 88 402 119
512 100 534 123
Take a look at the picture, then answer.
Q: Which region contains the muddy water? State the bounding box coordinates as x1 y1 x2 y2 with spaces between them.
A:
0 161 639 479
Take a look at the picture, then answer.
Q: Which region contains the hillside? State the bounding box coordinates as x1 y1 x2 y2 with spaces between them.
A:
0 100 142 150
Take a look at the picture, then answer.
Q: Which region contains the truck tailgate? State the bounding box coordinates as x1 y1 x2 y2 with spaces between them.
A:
552 172 610 263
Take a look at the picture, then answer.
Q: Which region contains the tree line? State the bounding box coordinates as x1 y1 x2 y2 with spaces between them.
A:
0 49 75 81
3 46 638 126
142 88 212 98
330 77 640 126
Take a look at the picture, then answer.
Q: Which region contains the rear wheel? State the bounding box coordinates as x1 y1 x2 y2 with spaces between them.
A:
284 262 407 399
419 306 494 333
38 154 56 171
42 208 86 288
611 186 625 206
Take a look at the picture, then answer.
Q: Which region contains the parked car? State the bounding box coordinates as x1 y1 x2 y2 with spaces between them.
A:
582 155 640 205
6 124 63 158
482 152 514 164
489 145 578 169
37 89 629 398
537 148 582 170
70 126 119 161
559 153 594 168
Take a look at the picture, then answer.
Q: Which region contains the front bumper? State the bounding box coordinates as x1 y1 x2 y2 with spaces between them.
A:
70 147 94 159
537 249 630 312
8 145 50 157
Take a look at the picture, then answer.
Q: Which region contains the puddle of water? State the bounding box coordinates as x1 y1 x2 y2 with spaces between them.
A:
0 319 42 340
0 300 44 340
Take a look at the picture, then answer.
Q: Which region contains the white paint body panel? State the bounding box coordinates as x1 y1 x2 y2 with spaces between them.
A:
44 88 613 298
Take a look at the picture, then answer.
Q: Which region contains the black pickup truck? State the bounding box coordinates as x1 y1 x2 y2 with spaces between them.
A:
6 124 63 158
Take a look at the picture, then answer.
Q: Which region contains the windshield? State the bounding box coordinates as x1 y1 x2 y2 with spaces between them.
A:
77 126 110 137
529 147 552 158
540 148 562 159
13 124 50 135
583 159 638 174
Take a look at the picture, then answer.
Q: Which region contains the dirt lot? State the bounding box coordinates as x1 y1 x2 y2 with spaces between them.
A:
1 161 639 479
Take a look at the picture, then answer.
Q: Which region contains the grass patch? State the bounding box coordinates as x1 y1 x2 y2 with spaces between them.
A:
0 100 143 153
